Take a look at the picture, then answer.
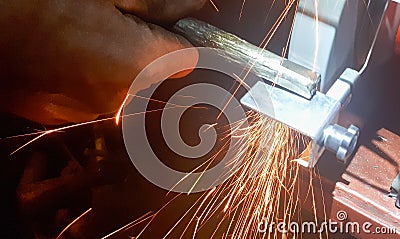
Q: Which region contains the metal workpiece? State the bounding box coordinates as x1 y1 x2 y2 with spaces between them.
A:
240 80 361 167
240 81 343 167
174 18 320 99
240 81 340 140
323 124 360 163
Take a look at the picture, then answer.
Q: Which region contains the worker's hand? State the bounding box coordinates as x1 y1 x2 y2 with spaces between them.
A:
0 0 205 125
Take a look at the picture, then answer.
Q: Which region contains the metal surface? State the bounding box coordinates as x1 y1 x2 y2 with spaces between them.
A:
240 81 340 140
240 81 341 166
173 18 320 99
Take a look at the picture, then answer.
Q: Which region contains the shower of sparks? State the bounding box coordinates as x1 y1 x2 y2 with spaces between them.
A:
4 0 328 238
196 1 324 237
162 113 319 238
116 0 324 238
107 112 322 239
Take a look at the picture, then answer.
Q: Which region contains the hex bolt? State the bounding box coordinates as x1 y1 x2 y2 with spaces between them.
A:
323 124 360 163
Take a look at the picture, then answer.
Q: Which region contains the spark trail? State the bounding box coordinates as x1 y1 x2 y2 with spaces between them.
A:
159 112 317 239
6 1 327 238
105 0 326 238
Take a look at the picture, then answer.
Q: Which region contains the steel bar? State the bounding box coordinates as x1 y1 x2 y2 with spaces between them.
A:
173 18 320 99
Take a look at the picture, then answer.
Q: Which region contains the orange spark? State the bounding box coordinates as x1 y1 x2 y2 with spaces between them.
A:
240 0 247 20
209 0 220 12
56 208 92 239
115 94 131 125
